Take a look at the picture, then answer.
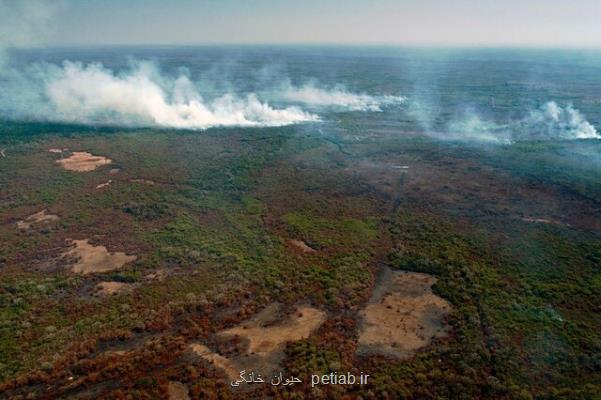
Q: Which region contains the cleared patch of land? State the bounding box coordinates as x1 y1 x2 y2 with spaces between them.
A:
130 178 155 185
222 304 326 356
167 381 190 400
95 180 112 189
289 239 316 253
94 281 133 296
16 209 60 230
189 344 239 381
191 304 326 379
62 239 137 274
358 268 451 358
522 217 567 226
56 151 112 172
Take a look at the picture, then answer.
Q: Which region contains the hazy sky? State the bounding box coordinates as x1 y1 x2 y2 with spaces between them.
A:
7 0 601 47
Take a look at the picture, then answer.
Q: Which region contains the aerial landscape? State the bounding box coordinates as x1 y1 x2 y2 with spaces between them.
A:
0 1 600 399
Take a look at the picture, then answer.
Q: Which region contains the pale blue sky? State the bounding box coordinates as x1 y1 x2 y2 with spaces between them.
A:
12 0 601 47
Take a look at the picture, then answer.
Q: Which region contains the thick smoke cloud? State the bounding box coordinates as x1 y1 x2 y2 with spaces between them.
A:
0 58 413 129
1 2 598 140
0 1 399 130
42 61 318 129
0 57 413 129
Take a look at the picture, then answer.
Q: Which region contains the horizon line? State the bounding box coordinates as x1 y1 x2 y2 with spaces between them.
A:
11 42 601 51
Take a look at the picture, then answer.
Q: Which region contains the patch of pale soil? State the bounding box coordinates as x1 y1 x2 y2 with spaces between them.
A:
104 350 126 356
167 381 190 400
130 178 155 185
290 239 316 253
358 268 451 359
96 180 112 189
94 281 133 296
56 151 112 172
16 209 60 230
191 304 326 379
222 304 326 356
189 344 240 381
48 148 67 153
522 217 568 226
109 168 120 175
145 269 168 281
63 239 136 275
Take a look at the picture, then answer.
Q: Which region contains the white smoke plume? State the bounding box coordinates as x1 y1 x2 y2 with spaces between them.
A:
443 102 600 143
282 82 406 112
0 1 325 130
0 60 320 129
0 2 403 130
447 113 511 144
0 58 414 129
520 101 600 140
39 61 319 129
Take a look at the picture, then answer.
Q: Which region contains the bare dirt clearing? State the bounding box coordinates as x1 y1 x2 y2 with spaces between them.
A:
522 217 568 226
56 151 112 172
189 344 239 381
191 304 326 378
358 268 451 359
290 239 316 253
167 381 190 400
62 239 137 274
16 209 60 230
221 304 326 356
95 180 112 189
130 178 155 185
94 281 134 296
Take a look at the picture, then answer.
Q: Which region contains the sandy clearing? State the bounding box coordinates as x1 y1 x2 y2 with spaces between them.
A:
96 180 112 189
130 178 155 185
191 304 326 379
145 269 168 281
63 239 137 275
94 281 133 296
290 239 316 253
189 344 240 381
56 151 112 172
358 268 451 359
16 209 60 230
167 381 190 400
522 217 568 226
222 304 326 356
